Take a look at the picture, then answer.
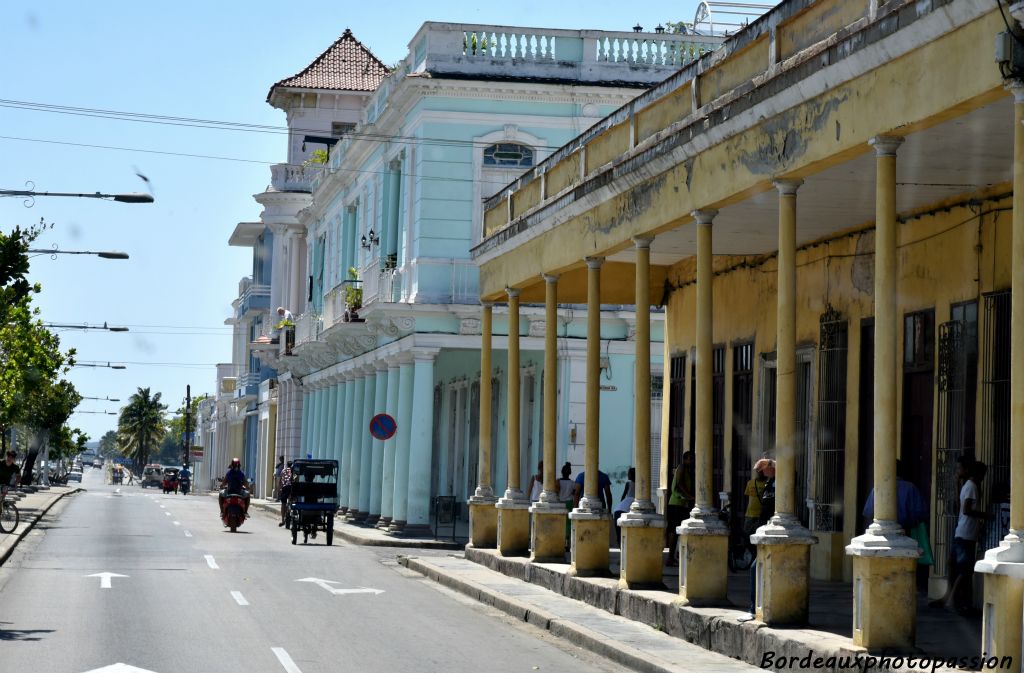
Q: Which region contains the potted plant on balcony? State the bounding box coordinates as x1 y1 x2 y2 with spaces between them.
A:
344 267 363 323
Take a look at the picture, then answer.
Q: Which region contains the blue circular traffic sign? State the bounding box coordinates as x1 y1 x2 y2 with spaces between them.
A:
369 413 397 440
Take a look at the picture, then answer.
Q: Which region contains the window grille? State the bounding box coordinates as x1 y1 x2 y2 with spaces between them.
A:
651 374 664 501
483 143 534 168
730 344 754 526
712 346 726 506
759 353 777 457
980 291 1011 552
468 382 481 500
431 384 443 502
668 354 687 482
331 122 355 138
935 318 968 575
812 307 847 533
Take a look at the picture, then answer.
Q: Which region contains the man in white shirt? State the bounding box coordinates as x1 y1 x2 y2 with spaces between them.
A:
931 459 988 614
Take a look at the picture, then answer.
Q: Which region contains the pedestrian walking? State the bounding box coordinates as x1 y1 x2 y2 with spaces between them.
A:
278 461 293 527
931 458 988 614
273 456 285 501
665 451 695 566
739 457 775 622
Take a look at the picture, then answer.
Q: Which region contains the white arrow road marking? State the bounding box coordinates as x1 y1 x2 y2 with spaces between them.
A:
159 505 164 508
164 512 170 516
231 591 248 606
272 648 303 673
205 555 219 569
79 664 158 673
173 521 180 526
86 572 128 589
295 578 384 596
184 530 192 538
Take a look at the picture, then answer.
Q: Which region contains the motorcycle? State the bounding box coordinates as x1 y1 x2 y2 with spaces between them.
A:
179 475 191 496
220 489 250 532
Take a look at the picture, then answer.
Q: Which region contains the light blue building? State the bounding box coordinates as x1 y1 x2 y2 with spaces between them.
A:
258 23 715 535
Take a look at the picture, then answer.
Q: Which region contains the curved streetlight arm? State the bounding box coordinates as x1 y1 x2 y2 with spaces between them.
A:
0 189 153 203
43 322 129 332
28 248 130 260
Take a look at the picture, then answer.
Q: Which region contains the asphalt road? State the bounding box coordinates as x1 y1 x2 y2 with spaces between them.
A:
0 469 629 673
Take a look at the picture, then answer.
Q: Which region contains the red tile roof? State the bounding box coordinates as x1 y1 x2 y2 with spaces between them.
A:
267 29 389 102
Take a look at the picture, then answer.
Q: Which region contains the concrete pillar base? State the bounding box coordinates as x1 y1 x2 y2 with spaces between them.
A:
346 510 367 523
677 516 729 605
468 499 499 549
619 512 667 589
496 503 531 556
976 535 1024 661
569 511 610 577
530 503 568 563
375 516 392 530
847 527 920 650
397 523 432 538
753 518 816 625
388 519 406 532
364 514 380 526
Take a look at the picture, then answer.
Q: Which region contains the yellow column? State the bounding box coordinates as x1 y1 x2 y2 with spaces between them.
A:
531 274 568 562
619 236 666 589
846 135 919 650
497 289 530 555
753 180 815 625
977 82 1024 662
469 302 498 549
570 257 610 576
676 210 729 605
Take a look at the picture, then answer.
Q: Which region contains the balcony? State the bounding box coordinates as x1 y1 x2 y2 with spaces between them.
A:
360 263 403 307
294 310 322 347
270 163 320 193
238 283 270 317
233 371 262 400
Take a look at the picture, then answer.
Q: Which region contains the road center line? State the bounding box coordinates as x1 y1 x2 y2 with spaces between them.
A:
184 530 192 537
231 591 249 606
173 521 180 526
272 647 303 673
205 555 219 569
164 512 171 516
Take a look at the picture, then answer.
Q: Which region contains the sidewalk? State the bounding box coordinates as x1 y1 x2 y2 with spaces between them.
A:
462 547 975 673
248 498 464 550
400 554 763 673
0 486 82 566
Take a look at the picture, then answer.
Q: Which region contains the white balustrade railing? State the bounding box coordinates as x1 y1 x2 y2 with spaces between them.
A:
270 163 320 193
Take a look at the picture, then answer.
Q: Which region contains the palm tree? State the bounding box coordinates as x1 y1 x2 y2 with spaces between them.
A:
117 388 167 469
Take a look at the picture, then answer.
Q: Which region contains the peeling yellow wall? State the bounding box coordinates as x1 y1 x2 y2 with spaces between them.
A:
664 194 1012 582
698 35 769 104
778 0 869 61
637 83 692 146
545 151 581 198
585 122 631 173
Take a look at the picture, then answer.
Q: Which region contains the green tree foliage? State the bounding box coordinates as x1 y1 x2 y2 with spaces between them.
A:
98 429 118 456
116 388 167 468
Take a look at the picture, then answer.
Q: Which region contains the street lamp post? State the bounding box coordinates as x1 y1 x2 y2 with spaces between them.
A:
0 188 153 205
29 248 129 260
73 362 127 370
45 323 129 332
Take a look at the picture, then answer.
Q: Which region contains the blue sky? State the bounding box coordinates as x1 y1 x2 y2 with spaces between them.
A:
0 1 704 441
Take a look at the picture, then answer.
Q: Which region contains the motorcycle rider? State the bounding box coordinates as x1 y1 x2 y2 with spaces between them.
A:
178 464 192 495
219 458 251 518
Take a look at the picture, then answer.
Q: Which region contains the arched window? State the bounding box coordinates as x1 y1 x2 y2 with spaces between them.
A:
483 143 534 168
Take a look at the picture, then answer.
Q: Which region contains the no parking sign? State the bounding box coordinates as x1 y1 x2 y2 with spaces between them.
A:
369 413 397 440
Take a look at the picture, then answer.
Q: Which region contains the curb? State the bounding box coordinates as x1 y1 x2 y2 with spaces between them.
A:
0 488 84 566
249 500 463 550
398 555 685 673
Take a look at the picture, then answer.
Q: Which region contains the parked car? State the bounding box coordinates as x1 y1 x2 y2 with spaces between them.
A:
67 470 83 483
142 464 163 488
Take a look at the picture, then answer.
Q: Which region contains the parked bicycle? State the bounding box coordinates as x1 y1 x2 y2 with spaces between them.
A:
0 486 20 533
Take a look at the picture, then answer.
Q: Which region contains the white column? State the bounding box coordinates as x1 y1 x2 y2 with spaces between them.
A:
390 357 415 530
332 376 347 464
299 387 311 458
346 373 366 515
336 374 351 507
380 359 401 527
358 365 377 517
404 351 437 533
367 362 389 524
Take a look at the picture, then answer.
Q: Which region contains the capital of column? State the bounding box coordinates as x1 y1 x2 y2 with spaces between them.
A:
632 235 654 249
1005 79 1024 103
411 348 439 363
373 360 389 373
542 273 560 284
584 256 605 269
869 135 904 157
345 203 357 214
480 300 495 309
385 356 403 370
361 364 376 377
691 208 718 226
505 286 521 299
773 178 803 196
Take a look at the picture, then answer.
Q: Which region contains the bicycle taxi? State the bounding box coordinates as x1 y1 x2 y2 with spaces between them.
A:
286 459 339 546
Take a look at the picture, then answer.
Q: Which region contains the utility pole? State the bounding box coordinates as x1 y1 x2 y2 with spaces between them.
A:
183 385 191 476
